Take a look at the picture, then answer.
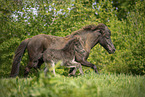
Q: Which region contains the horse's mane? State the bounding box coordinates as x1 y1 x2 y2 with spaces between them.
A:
62 37 77 51
66 23 106 38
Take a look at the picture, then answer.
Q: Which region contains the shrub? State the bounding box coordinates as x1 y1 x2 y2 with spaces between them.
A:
0 0 144 77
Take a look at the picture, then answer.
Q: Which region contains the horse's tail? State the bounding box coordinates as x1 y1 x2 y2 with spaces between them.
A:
10 38 30 77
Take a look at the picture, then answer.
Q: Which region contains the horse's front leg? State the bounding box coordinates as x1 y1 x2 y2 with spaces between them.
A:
78 63 84 75
44 61 56 76
51 61 56 76
76 55 98 73
80 59 98 73
68 63 84 76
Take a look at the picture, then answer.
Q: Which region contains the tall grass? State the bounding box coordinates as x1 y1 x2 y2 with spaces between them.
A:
0 72 144 97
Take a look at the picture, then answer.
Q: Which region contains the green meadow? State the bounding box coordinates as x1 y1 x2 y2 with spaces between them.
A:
0 72 145 97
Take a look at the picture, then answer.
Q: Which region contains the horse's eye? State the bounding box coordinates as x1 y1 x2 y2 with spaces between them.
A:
75 43 79 46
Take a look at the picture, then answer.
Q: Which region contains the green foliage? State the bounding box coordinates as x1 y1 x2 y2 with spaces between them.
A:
0 0 145 78
0 73 145 97
111 0 140 20
88 0 145 75
0 38 21 77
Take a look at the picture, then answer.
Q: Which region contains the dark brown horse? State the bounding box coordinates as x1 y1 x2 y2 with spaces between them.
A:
43 37 84 76
10 23 115 77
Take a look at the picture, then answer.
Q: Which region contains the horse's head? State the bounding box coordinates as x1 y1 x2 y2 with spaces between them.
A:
69 23 116 54
62 37 82 52
97 23 116 54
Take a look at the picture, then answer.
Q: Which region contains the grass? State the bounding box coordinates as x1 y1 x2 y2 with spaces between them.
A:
0 72 145 97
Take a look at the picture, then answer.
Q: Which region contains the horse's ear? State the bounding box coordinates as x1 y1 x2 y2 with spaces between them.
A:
96 24 106 36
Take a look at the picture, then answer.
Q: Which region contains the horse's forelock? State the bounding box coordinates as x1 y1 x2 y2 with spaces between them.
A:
83 25 96 31
96 23 106 30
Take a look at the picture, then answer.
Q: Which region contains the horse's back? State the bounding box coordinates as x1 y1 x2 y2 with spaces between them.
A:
28 34 65 49
27 34 70 59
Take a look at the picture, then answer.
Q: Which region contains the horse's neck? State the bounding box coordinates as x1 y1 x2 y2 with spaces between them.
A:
77 34 99 52
76 35 91 52
67 32 99 53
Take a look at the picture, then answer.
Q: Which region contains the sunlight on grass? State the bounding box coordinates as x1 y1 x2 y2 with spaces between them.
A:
0 73 145 97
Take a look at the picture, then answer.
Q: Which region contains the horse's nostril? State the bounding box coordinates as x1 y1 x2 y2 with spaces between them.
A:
113 49 116 52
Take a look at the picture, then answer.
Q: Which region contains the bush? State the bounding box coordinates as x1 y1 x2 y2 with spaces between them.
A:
0 0 145 77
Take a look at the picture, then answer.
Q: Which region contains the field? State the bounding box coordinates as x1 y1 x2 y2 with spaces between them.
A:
0 72 145 97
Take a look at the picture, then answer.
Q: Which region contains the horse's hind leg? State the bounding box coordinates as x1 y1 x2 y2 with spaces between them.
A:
24 61 35 77
24 53 43 77
68 62 84 76
37 59 44 69
66 64 77 76
69 68 75 74
33 53 43 69
44 61 55 76
68 67 77 76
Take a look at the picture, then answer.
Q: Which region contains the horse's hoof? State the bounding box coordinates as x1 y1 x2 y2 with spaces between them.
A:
78 73 84 76
68 73 76 77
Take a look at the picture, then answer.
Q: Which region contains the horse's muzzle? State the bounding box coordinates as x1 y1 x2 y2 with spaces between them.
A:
108 48 116 54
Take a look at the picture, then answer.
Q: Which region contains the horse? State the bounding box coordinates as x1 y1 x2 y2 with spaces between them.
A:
43 37 84 76
10 23 116 77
